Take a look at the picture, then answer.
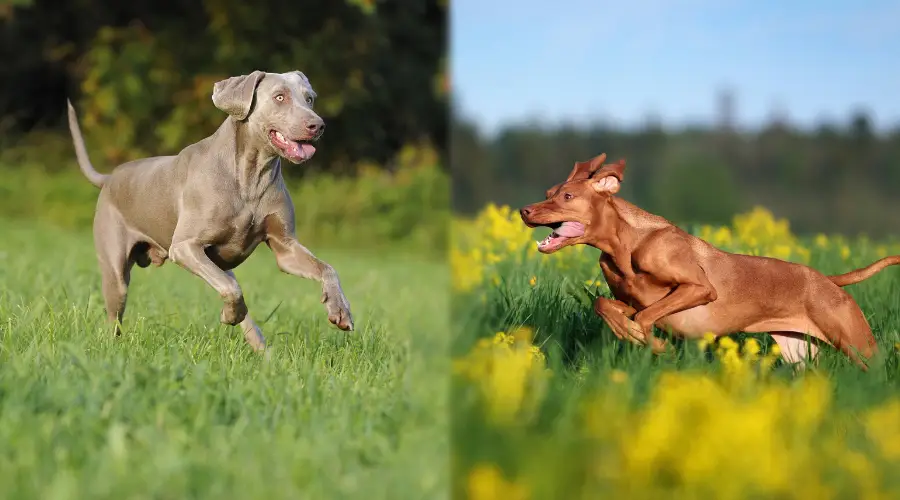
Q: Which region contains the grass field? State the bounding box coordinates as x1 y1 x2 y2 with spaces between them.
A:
0 218 448 500
451 205 900 500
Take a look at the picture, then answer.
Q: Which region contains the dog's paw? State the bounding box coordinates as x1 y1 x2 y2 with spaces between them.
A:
241 320 267 352
321 288 354 331
220 296 248 326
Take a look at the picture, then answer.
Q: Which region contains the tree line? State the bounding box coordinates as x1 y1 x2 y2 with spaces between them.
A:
0 0 447 175
451 108 900 237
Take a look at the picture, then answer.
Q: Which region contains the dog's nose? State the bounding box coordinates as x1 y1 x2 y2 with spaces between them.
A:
520 207 532 219
307 119 325 134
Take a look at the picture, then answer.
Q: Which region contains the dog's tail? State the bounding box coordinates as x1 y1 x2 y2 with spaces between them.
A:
66 99 108 188
829 255 900 287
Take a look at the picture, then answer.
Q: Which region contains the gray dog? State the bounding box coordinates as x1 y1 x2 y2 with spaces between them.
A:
67 70 354 351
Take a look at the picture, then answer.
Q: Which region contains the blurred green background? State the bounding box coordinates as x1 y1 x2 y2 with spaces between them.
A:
0 0 449 254
452 105 900 238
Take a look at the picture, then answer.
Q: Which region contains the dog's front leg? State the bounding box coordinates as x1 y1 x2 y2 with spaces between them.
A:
224 270 267 351
265 235 354 331
169 239 248 326
594 297 668 353
632 272 718 336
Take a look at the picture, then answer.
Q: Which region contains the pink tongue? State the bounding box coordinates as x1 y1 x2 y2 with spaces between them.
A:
285 141 316 160
298 143 316 159
556 221 585 238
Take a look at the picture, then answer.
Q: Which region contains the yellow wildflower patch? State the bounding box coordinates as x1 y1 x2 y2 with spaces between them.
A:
465 463 530 500
454 329 550 425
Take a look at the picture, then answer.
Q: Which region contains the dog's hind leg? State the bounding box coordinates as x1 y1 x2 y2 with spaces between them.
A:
99 257 133 336
93 206 134 336
808 290 878 370
766 288 878 371
769 332 820 369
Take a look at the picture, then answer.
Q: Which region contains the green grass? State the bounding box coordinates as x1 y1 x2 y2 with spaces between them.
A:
454 243 900 394
451 242 900 498
0 218 448 500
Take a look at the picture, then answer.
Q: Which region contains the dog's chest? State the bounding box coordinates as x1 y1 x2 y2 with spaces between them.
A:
600 254 671 308
207 210 268 270
618 273 671 308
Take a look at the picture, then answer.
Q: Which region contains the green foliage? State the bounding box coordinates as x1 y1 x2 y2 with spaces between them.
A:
78 24 179 163
1 0 446 174
0 219 448 498
0 0 32 9
649 152 742 226
286 146 449 253
0 144 449 256
345 0 376 14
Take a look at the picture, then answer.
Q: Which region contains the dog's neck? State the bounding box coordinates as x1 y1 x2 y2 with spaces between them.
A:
216 117 283 200
587 197 671 257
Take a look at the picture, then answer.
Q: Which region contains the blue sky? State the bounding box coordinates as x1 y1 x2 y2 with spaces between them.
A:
451 0 900 134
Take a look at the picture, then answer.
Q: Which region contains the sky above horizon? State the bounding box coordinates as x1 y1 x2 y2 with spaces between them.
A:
451 0 900 134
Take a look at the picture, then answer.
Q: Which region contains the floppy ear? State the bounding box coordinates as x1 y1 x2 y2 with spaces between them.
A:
293 71 311 86
212 71 266 120
565 152 607 182
590 159 627 194
545 182 564 199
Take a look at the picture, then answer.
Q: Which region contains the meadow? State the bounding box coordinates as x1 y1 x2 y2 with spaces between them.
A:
452 205 900 500
0 155 449 499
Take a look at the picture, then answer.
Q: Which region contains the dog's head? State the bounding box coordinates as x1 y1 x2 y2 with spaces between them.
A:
519 153 626 253
212 70 324 165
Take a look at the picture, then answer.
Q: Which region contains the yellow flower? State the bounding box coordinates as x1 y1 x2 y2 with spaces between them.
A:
608 371 836 497
698 225 734 249
455 329 550 425
466 463 530 500
450 203 595 294
529 276 537 287
742 338 761 358
508 325 536 344
771 244 793 261
450 247 484 293
864 400 900 461
770 343 781 357
795 246 811 264
814 233 829 248
840 245 851 260
717 336 738 352
718 206 812 264
697 332 717 352
492 332 514 345
610 370 628 384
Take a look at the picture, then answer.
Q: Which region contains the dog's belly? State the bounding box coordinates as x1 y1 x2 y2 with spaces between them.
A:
654 294 772 339
655 306 730 338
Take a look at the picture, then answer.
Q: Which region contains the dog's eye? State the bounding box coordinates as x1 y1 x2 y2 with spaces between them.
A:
564 193 574 200
305 96 314 105
274 94 285 102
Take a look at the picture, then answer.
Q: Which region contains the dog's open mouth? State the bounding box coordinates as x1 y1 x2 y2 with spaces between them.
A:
536 221 585 253
269 130 316 163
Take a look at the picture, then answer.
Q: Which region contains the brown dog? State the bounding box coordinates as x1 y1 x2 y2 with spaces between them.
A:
519 153 900 369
